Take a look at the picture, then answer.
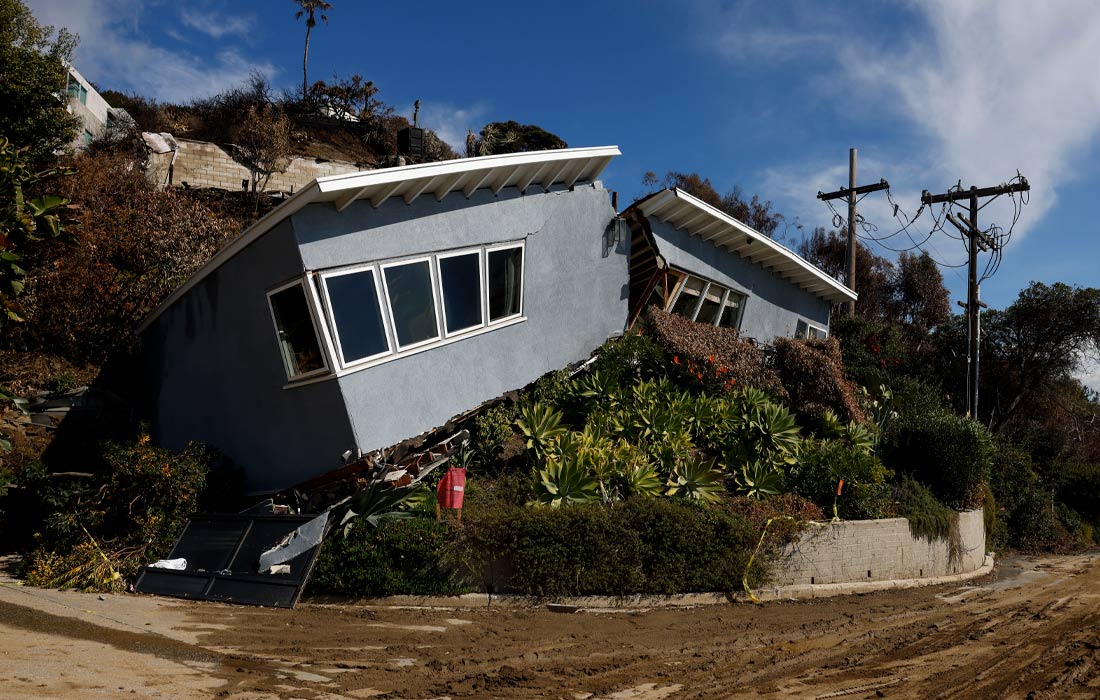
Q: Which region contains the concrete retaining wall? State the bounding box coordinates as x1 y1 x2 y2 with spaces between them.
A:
772 509 986 586
146 138 363 193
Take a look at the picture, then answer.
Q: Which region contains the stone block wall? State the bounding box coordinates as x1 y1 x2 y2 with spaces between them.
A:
146 138 363 193
771 509 986 586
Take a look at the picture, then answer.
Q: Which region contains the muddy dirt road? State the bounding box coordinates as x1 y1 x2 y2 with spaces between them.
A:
3 554 1100 699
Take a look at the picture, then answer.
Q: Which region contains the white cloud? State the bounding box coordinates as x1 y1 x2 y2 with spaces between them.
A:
1076 357 1100 394
178 7 253 40
712 0 1100 245
26 0 275 103
407 100 491 154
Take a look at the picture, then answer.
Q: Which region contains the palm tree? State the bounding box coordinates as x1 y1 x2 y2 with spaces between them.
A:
293 0 333 98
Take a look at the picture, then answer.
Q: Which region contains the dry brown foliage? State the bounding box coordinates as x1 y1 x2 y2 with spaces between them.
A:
11 151 239 362
773 336 865 423
646 307 787 398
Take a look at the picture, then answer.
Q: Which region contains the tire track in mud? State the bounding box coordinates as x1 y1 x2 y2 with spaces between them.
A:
177 554 1100 699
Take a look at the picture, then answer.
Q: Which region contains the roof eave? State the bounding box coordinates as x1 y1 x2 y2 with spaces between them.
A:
630 187 857 305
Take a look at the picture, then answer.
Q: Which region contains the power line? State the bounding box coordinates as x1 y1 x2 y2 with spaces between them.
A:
921 177 1032 418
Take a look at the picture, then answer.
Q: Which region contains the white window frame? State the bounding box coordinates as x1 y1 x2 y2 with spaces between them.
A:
718 288 748 331
668 275 706 319
266 278 331 382
795 319 828 340
485 241 526 324
436 247 487 338
380 255 443 352
667 270 748 331
318 264 393 370
271 239 528 388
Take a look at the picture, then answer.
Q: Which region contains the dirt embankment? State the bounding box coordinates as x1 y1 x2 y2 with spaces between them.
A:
3 554 1100 699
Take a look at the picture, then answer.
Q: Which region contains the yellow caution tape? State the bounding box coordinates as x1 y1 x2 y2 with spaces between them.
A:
80 524 121 583
742 516 795 604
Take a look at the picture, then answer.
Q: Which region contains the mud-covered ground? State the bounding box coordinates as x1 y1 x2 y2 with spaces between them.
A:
3 554 1099 699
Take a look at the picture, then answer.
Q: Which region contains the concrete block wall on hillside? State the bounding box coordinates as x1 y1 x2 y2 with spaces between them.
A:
772 509 986 586
146 138 363 192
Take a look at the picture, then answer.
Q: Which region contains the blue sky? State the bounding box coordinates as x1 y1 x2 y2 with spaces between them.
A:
26 0 1100 383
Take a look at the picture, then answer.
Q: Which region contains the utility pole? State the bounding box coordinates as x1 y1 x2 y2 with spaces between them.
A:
817 149 889 315
922 178 1030 418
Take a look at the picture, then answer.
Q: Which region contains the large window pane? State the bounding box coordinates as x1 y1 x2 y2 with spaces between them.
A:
670 276 705 318
488 246 523 321
384 260 439 347
325 270 389 364
439 252 483 333
696 284 724 325
269 284 325 377
718 291 746 329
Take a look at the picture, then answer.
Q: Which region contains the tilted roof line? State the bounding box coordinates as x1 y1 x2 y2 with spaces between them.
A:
628 187 857 304
137 146 621 333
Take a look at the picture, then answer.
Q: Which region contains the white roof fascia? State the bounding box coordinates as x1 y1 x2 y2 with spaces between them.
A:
638 188 856 304
137 146 620 333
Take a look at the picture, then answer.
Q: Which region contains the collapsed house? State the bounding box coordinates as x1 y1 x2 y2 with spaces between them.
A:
138 147 856 494
138 147 627 493
623 188 856 339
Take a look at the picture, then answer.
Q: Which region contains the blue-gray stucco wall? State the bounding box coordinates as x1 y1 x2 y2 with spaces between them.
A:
142 219 357 493
291 183 628 458
647 217 832 340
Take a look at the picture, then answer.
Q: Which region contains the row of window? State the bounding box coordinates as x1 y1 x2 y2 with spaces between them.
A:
66 74 88 105
268 242 525 381
666 272 747 329
665 270 826 340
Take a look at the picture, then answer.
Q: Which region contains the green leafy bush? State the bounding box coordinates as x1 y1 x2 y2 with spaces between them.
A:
788 440 893 519
470 401 517 465
773 336 864 423
456 496 764 596
895 477 953 542
830 315 909 384
588 329 668 388
310 518 467 597
23 437 213 589
881 407 993 509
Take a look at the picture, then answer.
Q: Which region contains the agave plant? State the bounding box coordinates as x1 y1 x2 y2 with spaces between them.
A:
746 401 802 464
516 401 568 456
339 479 421 535
844 421 877 454
665 455 725 503
573 370 619 411
818 408 876 454
647 429 696 474
733 460 785 499
620 461 664 498
532 456 600 507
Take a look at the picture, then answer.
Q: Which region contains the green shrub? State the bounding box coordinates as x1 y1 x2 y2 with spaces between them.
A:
44 370 76 395
530 369 574 409
1056 460 1100 522
310 518 467 597
830 315 909 382
983 485 1008 552
772 336 864 423
22 437 213 589
895 477 953 542
470 401 517 465
880 407 993 509
456 496 765 596
1009 487 1075 552
589 329 668 388
788 440 893 519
